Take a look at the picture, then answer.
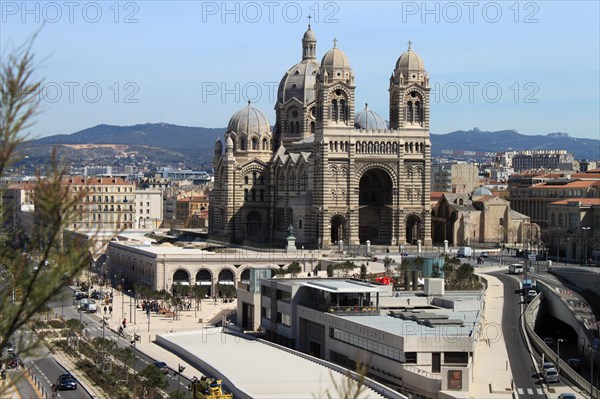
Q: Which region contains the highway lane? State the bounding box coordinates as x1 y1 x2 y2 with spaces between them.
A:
492 271 547 398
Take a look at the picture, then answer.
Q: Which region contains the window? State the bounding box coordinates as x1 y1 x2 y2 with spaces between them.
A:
405 352 417 364
261 306 271 319
444 352 468 365
276 289 291 303
261 285 272 297
244 189 248 201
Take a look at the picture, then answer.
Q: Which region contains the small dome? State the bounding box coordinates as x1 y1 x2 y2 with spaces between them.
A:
303 25 316 42
226 135 234 149
354 105 387 130
321 46 351 71
395 47 425 73
227 102 270 136
472 186 493 197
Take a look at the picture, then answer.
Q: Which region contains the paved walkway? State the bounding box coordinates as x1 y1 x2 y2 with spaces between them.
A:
101 289 237 383
469 272 514 399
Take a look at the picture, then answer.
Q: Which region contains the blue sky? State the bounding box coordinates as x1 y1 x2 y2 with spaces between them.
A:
1 1 599 140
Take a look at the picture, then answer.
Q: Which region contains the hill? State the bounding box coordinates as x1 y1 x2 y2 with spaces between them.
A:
14 124 599 172
430 128 599 159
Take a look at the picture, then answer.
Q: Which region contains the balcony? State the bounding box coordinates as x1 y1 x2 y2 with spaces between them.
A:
301 300 380 316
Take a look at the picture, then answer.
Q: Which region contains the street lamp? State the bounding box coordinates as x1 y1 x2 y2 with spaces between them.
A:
556 338 564 373
177 364 186 397
588 345 597 399
582 227 591 265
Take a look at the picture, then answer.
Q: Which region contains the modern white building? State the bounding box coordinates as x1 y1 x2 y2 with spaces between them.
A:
237 273 483 399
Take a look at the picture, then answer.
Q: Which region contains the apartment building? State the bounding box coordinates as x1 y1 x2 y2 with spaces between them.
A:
511 150 575 172
134 189 163 229
61 176 136 231
431 163 479 194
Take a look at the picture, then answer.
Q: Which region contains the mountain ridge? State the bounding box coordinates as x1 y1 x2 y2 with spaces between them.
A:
16 124 599 170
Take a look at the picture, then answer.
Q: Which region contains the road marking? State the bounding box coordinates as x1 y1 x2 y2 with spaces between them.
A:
517 388 524 394
527 388 533 394
536 388 543 394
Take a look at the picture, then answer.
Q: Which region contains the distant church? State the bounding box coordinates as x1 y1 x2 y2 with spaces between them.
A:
209 24 432 248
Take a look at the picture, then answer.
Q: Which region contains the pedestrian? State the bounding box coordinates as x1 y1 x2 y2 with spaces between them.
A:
109 305 113 315
103 305 107 315
122 318 127 328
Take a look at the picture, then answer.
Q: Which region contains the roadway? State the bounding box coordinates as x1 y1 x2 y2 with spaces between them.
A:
9 285 192 398
491 270 547 398
47 287 192 398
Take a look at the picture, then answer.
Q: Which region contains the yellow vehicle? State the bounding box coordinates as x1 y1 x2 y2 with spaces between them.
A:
189 376 233 399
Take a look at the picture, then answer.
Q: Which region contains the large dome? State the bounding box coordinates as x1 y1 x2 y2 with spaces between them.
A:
227 102 271 136
354 105 387 130
277 59 319 105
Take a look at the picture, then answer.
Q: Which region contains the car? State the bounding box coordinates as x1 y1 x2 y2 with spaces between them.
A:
557 394 576 399
154 361 169 374
543 337 555 347
567 358 581 371
541 361 555 374
480 251 489 258
56 373 77 390
544 368 560 383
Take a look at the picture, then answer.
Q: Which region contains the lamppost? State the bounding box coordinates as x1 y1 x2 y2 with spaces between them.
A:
582 227 591 265
556 338 564 373
177 364 185 397
588 344 597 399
128 290 133 325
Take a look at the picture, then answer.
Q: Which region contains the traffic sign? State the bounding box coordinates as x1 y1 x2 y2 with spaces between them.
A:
528 254 536 262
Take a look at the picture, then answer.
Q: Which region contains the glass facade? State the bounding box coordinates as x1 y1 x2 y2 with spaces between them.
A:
331 328 404 362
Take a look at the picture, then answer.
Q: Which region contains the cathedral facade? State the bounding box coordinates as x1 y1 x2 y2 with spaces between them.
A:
209 26 432 248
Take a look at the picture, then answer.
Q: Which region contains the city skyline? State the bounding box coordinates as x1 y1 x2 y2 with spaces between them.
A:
1 1 599 140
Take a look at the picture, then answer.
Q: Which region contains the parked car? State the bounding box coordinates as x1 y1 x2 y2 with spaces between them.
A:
567 358 581 371
544 368 560 383
480 251 489 258
154 361 169 374
557 394 576 399
56 373 77 390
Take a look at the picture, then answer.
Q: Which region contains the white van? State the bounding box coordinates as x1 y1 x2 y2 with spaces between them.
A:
508 264 524 274
458 247 473 257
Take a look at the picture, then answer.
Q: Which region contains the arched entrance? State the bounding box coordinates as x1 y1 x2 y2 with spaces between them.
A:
359 168 393 244
240 269 250 282
246 211 263 241
217 269 235 298
195 269 212 296
172 269 190 293
330 215 346 244
405 214 422 244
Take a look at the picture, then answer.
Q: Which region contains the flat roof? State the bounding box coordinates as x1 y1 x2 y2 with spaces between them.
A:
301 280 381 293
344 308 480 337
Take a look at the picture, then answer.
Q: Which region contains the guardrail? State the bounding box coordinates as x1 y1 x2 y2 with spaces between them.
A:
524 290 600 398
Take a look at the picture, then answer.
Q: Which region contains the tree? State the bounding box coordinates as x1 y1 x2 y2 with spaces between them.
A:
0 41 96 397
138 364 168 398
383 256 395 277
286 261 302 277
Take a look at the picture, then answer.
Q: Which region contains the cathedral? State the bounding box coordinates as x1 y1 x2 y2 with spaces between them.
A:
209 25 432 248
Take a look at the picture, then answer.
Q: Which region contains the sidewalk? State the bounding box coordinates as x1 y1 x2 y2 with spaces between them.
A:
103 290 236 381
469 273 514 398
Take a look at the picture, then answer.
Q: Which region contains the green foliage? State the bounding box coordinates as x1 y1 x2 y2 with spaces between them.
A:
383 256 395 277
326 264 334 277
169 390 187 399
360 264 367 280
65 318 85 331
0 36 97 390
138 364 169 392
